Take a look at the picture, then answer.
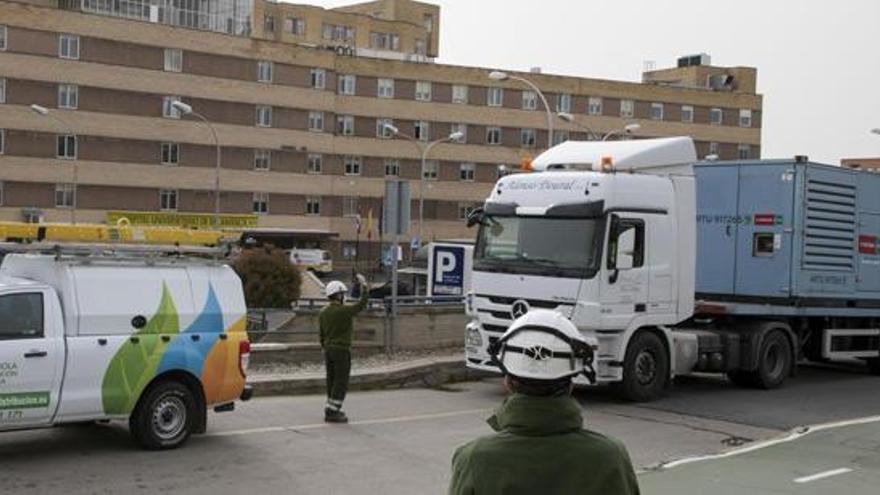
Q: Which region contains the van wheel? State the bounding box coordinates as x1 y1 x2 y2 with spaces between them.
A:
616 332 669 402
130 381 195 450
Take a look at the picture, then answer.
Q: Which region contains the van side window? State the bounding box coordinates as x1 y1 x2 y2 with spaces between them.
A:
607 218 646 269
0 293 44 340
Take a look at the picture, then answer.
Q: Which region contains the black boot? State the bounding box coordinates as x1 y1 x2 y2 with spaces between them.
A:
324 408 349 423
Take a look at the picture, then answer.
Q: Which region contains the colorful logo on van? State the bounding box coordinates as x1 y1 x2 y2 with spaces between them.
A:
101 284 246 415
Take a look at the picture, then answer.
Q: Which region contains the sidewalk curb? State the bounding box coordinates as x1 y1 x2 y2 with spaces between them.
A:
249 356 495 397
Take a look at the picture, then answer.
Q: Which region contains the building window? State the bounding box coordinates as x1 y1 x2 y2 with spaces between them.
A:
422 160 439 181
252 193 269 215
486 127 502 145
163 96 182 119
310 68 326 89
323 24 355 42
414 39 427 56
709 108 723 125
164 48 182 72
651 102 664 121
264 15 275 33
159 189 178 211
385 159 400 177
344 155 362 176
588 97 603 116
56 134 76 159
414 121 430 141
370 32 400 51
739 109 752 128
286 17 305 35
307 153 323 174
378 78 395 98
521 128 536 148
451 123 467 143
59 34 80 60
337 115 355 136
0 180 3 206
342 243 358 261
0 129 4 154
681 105 694 123
254 149 271 171
738 144 751 159
553 130 569 146
557 93 572 113
459 163 475 182
57 84 78 109
377 118 394 138
338 74 356 95
257 60 273 83
709 142 720 156
423 13 434 31
55 183 75 208
458 203 475 221
256 105 273 127
306 196 321 215
620 99 635 118
0 78 5 103
309 111 324 132
0 25 6 51
343 196 359 217
487 87 504 107
452 85 469 104
415 81 432 102
522 90 537 111
161 142 179 165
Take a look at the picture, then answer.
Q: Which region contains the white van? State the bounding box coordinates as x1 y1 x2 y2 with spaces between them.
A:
0 244 252 449
290 248 333 274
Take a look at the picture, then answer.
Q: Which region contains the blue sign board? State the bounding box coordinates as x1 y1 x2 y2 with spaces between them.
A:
432 245 465 296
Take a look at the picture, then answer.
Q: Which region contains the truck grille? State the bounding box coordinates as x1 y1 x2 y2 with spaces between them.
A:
476 295 562 309
803 178 856 271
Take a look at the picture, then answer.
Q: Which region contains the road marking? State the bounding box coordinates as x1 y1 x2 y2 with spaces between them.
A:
207 408 490 438
656 414 880 470
794 468 853 484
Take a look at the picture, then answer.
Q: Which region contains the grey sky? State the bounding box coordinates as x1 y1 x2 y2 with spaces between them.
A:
305 0 880 164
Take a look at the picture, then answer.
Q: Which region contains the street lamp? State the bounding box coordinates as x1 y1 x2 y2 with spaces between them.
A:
488 71 554 147
384 123 464 247
31 104 78 224
171 100 222 229
602 123 641 142
557 112 600 141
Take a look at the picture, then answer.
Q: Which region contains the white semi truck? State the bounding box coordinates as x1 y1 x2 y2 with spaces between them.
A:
465 137 880 401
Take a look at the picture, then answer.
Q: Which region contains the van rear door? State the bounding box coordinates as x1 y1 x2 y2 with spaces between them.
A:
0 288 64 429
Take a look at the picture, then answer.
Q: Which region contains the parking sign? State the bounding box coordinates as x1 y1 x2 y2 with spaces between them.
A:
428 244 471 296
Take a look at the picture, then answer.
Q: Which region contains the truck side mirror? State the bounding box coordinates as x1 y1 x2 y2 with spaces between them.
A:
466 207 485 228
615 228 636 271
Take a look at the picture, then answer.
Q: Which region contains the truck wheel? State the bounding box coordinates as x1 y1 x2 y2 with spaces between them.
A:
130 381 196 450
753 330 792 389
616 332 669 402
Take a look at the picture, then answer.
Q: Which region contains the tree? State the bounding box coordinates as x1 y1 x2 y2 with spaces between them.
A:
232 246 301 308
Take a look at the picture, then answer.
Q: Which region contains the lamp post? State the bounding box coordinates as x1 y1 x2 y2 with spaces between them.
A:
30 104 78 224
488 71 555 147
171 100 222 229
601 123 641 142
383 123 464 248
557 112 600 141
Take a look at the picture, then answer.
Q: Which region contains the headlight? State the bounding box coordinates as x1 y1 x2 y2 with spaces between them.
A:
466 327 483 347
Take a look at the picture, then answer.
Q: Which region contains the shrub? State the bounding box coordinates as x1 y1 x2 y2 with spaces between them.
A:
232 246 302 309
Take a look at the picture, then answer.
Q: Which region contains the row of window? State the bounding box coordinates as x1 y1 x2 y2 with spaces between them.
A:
262 14 432 55
2 26 757 128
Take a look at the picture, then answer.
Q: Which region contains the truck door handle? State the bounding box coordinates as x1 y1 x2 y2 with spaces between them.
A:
24 350 48 358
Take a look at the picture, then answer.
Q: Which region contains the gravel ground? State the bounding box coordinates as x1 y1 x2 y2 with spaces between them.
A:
248 347 464 376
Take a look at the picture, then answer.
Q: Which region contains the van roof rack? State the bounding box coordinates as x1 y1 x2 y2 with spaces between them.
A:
0 242 234 264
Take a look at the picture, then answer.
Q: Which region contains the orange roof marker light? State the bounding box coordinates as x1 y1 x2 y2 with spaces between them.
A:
521 156 534 172
601 156 614 173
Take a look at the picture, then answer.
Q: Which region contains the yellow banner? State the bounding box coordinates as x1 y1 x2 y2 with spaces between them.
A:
107 211 259 229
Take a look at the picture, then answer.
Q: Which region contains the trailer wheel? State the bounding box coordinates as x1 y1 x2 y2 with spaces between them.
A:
129 381 196 450
616 332 669 402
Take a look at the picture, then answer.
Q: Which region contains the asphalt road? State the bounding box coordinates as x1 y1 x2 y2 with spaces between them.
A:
1 363 879 494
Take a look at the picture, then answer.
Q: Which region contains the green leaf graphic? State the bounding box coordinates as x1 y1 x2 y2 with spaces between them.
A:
101 285 179 415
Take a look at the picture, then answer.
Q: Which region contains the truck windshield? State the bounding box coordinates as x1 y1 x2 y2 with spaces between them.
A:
474 216 604 278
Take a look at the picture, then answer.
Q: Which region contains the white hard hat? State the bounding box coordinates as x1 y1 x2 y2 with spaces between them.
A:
325 281 348 298
490 309 597 383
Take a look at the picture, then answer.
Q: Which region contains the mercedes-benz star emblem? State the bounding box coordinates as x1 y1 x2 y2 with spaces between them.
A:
511 300 530 319
524 345 553 361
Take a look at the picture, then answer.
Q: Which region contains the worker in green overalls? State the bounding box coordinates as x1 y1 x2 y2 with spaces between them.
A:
449 309 640 494
320 274 368 423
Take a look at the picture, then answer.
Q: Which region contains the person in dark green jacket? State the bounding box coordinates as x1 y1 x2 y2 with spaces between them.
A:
320 274 368 423
449 309 641 495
